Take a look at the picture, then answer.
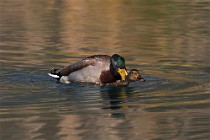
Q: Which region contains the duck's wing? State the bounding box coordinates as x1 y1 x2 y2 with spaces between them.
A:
49 55 111 77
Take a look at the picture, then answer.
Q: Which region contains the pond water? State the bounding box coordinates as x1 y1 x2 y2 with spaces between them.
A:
0 0 210 140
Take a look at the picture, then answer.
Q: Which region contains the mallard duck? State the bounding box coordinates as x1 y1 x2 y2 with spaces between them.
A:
107 69 145 86
48 54 128 85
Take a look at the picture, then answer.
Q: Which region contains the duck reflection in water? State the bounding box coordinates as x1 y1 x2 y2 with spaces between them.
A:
100 86 135 119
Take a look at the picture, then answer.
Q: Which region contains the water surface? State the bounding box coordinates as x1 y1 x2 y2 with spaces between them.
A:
0 0 210 140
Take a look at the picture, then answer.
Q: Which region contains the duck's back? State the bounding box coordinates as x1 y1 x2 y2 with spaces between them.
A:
66 55 111 84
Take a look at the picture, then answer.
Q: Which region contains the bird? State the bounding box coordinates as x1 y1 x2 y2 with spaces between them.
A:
126 69 145 82
48 54 128 85
107 69 145 86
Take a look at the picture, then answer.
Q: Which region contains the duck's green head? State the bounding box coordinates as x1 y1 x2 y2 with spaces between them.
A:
111 54 127 81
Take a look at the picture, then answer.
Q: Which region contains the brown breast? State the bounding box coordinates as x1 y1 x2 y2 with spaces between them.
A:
100 70 116 84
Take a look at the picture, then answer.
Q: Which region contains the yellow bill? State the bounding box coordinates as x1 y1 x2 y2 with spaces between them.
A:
117 68 127 81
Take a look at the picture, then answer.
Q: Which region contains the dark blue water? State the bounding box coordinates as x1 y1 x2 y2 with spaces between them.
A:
0 0 210 140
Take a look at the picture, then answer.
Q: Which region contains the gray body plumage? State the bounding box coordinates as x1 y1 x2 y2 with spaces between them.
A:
50 55 111 84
